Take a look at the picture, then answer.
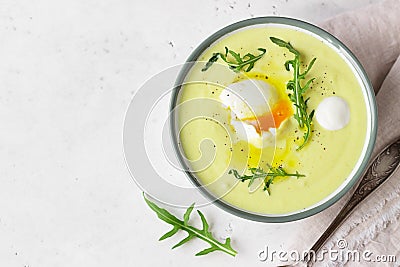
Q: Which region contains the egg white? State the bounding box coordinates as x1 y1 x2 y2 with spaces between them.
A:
219 79 278 148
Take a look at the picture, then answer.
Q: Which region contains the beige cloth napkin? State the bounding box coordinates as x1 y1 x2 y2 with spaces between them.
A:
287 0 400 266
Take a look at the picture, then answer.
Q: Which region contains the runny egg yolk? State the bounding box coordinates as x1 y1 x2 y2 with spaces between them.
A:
245 99 293 134
219 78 293 149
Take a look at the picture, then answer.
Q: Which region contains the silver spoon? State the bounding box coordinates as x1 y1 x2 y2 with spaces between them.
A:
281 137 400 267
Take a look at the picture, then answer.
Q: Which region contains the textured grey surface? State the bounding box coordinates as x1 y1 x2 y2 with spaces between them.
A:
0 0 383 266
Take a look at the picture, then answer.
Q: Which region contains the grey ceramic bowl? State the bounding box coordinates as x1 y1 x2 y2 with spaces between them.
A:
170 17 377 222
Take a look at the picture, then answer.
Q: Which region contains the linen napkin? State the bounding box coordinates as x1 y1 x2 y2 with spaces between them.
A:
286 0 400 266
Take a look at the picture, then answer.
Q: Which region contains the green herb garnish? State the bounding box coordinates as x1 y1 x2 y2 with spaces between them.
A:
270 37 317 150
143 194 237 257
202 47 266 72
229 164 304 194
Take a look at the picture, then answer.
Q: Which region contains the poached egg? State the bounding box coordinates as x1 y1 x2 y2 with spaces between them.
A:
219 79 292 148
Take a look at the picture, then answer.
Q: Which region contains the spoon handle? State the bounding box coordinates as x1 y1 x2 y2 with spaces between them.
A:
306 138 400 265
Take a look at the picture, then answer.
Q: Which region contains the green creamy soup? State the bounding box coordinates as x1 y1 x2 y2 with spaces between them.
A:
176 26 368 214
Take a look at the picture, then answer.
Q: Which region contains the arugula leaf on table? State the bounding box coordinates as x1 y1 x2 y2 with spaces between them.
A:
143 194 237 257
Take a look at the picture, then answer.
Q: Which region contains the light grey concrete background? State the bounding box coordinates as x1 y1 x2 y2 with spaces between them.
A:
0 0 382 266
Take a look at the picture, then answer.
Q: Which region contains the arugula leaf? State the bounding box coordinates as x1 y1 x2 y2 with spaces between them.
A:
143 194 237 257
201 53 219 73
269 37 299 56
229 164 304 194
270 36 317 150
202 47 266 72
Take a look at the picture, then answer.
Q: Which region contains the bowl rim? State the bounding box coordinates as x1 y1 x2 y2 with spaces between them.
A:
169 16 378 223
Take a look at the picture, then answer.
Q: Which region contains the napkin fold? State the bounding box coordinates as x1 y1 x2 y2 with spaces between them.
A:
321 0 400 92
288 0 400 266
